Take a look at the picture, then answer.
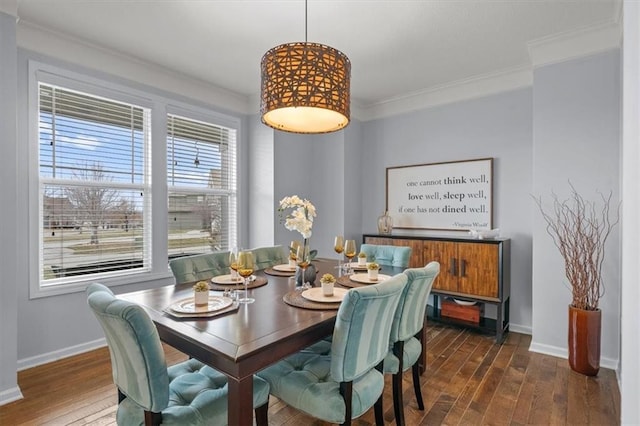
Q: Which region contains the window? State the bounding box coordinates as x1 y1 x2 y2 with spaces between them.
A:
167 114 237 256
30 63 241 297
38 83 151 286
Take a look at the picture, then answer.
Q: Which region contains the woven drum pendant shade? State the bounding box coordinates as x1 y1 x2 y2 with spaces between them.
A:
260 42 351 134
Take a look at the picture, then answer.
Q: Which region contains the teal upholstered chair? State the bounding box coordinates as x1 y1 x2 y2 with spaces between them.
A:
258 273 407 426
251 245 287 270
86 283 270 426
168 251 230 284
383 262 440 426
360 244 411 268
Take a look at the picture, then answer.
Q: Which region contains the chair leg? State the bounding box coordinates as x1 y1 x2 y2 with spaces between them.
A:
374 361 385 426
392 372 405 426
143 411 162 426
254 399 269 426
412 362 424 410
392 341 406 426
339 381 353 426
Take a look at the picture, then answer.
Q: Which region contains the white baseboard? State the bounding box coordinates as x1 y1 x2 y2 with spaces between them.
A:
509 323 532 335
17 338 106 371
0 386 23 406
529 340 618 370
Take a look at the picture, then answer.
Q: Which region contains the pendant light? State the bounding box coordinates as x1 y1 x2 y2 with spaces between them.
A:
260 0 351 134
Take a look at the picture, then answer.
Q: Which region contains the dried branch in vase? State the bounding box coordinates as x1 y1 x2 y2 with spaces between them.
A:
533 183 619 311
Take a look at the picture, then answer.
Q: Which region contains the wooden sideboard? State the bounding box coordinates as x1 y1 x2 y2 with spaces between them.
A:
363 234 510 343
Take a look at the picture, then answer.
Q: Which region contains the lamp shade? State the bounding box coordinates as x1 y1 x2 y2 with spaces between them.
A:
260 42 351 134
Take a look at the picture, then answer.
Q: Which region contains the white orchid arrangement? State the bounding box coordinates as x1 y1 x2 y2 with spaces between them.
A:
278 195 316 239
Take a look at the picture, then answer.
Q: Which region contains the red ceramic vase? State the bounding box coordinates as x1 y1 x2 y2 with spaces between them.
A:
568 305 601 376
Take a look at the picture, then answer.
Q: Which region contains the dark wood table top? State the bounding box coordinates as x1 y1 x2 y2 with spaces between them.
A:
119 258 404 425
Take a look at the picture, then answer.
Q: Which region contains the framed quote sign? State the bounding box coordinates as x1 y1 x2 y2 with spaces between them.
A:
386 158 493 231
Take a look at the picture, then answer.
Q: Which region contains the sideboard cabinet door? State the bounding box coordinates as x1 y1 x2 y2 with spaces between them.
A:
457 242 499 298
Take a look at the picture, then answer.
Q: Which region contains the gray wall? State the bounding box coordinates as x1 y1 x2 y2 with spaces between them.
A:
531 50 621 367
248 116 275 248
0 10 20 403
10 46 247 368
0 11 626 408
360 88 534 332
269 120 363 260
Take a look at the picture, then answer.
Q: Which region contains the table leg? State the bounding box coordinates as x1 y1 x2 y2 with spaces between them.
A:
227 375 254 426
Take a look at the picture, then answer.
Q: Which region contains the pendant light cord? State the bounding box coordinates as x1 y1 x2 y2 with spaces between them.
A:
304 0 308 42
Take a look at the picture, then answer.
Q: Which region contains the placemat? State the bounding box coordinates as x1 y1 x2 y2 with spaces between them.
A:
209 276 268 291
164 302 240 319
264 268 295 277
283 290 341 310
336 275 366 288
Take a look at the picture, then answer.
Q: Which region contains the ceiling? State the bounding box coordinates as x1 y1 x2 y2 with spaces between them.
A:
15 0 621 115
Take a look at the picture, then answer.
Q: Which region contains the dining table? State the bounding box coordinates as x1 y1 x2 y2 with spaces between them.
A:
118 258 411 425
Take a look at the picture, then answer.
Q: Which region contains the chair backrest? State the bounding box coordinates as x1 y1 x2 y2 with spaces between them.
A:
390 262 440 343
251 245 287 270
360 244 411 268
330 273 407 382
169 251 230 284
86 283 169 412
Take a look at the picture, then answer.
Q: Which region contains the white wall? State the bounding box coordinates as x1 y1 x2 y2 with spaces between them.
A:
0 10 21 404
621 1 640 423
360 88 534 332
530 50 621 368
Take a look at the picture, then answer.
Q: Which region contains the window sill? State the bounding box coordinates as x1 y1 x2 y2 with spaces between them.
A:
30 270 175 299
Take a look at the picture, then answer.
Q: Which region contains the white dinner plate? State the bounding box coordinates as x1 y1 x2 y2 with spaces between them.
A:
301 287 348 303
273 264 297 272
349 273 392 284
169 296 233 314
211 274 245 285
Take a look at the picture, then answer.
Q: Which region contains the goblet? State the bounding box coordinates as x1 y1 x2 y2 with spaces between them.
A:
229 247 240 281
296 243 311 289
289 240 300 267
334 235 344 276
344 239 357 275
237 250 255 304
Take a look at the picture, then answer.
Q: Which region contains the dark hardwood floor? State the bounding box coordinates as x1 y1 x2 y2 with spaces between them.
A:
0 323 620 425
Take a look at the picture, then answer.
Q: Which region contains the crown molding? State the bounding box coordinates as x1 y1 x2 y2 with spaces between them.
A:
527 19 622 69
0 0 17 17
357 18 622 122
357 65 533 122
14 13 622 123
16 21 251 115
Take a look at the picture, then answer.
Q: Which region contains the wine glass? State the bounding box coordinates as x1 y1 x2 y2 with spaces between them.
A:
229 247 240 282
296 243 311 289
237 250 255 304
289 240 300 268
334 236 344 276
344 239 357 275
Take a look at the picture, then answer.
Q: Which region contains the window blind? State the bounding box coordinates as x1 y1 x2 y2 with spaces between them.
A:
39 83 151 284
167 114 237 256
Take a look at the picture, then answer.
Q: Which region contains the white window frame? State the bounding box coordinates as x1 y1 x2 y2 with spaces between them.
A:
28 61 242 299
